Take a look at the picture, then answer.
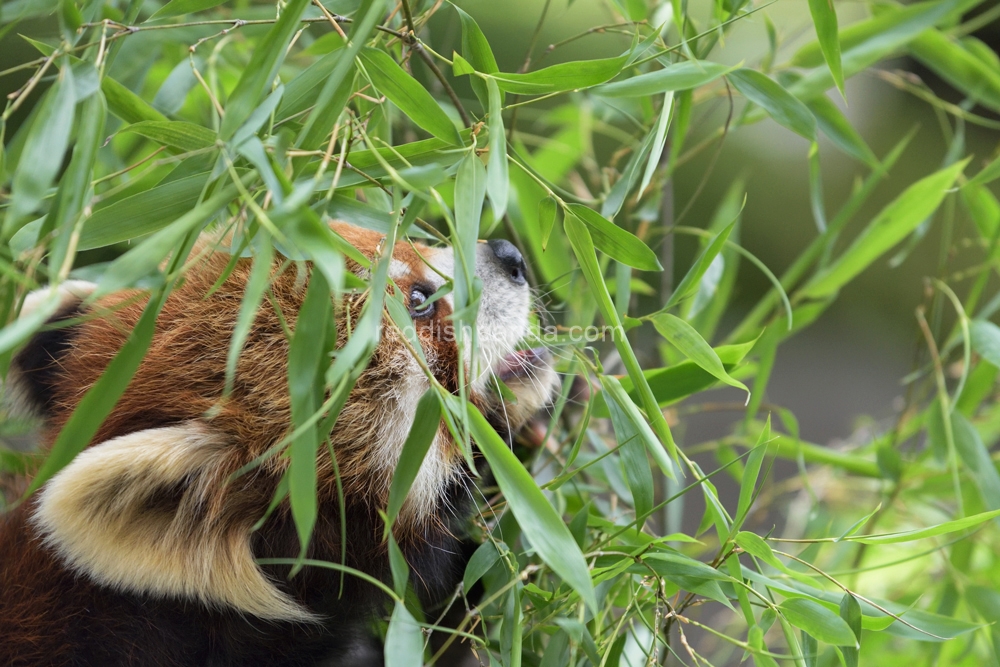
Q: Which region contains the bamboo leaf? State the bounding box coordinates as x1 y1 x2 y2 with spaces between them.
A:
489 54 629 95
455 5 500 108
467 404 597 612
102 74 169 124
971 319 1000 367
909 29 1000 113
729 68 816 140
600 375 675 482
806 93 879 168
567 204 661 272
148 0 227 20
384 602 423 667
219 0 309 139
846 508 1000 544
123 120 217 153
7 63 75 233
801 160 967 298
359 47 463 147
594 60 731 97
287 271 332 554
662 221 735 311
840 594 862 667
651 313 750 397
807 0 844 98
486 78 508 221
779 598 859 647
733 416 772 532
385 390 442 529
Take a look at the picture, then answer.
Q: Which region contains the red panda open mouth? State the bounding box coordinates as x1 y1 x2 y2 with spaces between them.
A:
495 347 550 382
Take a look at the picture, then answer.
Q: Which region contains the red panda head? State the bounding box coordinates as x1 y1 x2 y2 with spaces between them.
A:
7 222 558 622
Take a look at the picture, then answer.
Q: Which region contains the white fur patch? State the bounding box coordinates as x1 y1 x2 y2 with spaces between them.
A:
32 422 315 622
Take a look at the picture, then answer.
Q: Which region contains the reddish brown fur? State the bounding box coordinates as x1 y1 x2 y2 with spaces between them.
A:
0 223 495 666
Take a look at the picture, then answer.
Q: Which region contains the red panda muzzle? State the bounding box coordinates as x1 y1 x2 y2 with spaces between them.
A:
0 223 558 667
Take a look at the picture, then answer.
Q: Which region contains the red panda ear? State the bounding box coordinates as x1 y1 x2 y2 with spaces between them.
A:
31 421 315 622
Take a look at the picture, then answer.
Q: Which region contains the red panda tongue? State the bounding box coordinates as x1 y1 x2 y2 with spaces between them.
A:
495 347 549 382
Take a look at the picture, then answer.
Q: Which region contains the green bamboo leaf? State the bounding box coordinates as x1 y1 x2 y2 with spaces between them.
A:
94 180 238 296
287 271 332 554
42 90 106 281
224 238 274 398
733 416 772 532
455 5 501 108
11 169 213 256
807 0 844 98
538 196 558 250
801 160 967 298
951 411 1000 510
292 0 379 154
594 60 731 97
385 390 442 529
486 78 508 221
909 29 1000 112
806 93 879 168
749 625 780 667
77 172 210 251
102 75 169 124
965 154 1000 190
277 48 345 121
123 120 217 153
219 0 309 139
566 204 661 272
662 221 735 311
846 508 1000 544
638 91 672 196
384 601 423 667
148 0 227 20
601 123 656 219
780 598 859 647
7 63 75 233
734 531 788 573
790 0 972 68
563 214 678 463
729 68 816 140
153 59 201 116
788 0 977 103
808 141 826 232
490 53 629 95
840 594 862 667
971 319 1000 367
467 404 597 612
651 313 750 397
641 551 734 609
463 541 502 592
453 150 486 315
359 47 463 146
600 375 675 484
613 341 756 408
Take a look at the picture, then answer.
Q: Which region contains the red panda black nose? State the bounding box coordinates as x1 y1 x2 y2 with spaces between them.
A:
487 239 527 286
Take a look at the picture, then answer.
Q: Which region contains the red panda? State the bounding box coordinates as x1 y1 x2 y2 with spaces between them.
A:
0 222 558 667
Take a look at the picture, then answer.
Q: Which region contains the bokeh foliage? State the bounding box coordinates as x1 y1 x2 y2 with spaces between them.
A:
3 0 1000 665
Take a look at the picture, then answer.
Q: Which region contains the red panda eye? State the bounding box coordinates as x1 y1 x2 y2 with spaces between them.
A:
409 286 435 318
